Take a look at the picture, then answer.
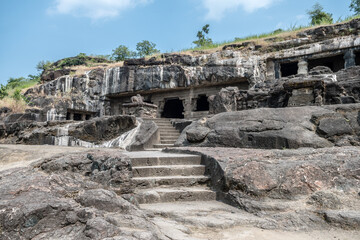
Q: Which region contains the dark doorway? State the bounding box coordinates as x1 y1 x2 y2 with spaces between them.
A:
308 55 345 72
355 51 360 66
73 113 82 121
280 62 298 77
66 112 71 120
196 95 209 111
162 98 184 119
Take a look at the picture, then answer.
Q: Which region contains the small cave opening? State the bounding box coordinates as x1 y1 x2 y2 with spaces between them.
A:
355 51 360 66
280 62 298 77
161 98 184 119
86 115 91 120
73 113 82 121
66 112 71 120
308 54 345 72
196 95 209 111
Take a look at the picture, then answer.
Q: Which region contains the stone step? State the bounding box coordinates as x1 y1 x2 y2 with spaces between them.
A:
133 165 206 177
158 125 175 128
135 187 216 204
132 175 210 188
143 148 162 152
159 132 179 136
160 131 180 136
161 140 177 144
153 144 175 149
130 155 202 167
160 136 179 140
159 133 180 137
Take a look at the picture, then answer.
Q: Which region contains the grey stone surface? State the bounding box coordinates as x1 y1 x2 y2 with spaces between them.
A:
0 149 166 240
166 146 360 230
177 104 360 149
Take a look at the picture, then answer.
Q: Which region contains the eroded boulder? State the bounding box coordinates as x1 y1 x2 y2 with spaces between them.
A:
177 104 360 149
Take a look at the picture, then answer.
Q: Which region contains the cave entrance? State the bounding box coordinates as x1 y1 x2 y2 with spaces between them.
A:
280 62 298 77
73 113 82 121
196 95 209 111
161 98 184 119
308 54 345 72
355 51 360 66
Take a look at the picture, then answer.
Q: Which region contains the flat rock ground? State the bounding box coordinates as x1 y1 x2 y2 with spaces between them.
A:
0 144 359 240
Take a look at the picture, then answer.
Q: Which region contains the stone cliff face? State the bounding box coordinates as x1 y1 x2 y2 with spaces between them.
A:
19 18 360 122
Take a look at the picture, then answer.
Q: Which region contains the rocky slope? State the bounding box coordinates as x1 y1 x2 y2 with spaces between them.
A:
0 149 166 240
166 146 360 231
177 103 360 149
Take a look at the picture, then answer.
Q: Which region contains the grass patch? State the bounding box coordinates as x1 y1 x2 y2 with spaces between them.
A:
180 16 360 54
0 97 29 113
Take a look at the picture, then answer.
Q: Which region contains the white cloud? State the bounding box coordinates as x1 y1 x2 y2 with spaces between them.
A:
201 0 277 20
48 0 152 20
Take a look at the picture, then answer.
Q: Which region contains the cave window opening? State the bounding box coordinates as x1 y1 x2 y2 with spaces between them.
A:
66 112 71 120
308 54 345 72
73 113 82 121
196 95 209 111
86 115 91 120
161 98 184 119
280 62 298 77
355 51 360 66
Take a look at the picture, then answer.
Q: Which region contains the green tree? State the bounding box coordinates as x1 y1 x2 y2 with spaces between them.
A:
12 89 22 101
28 74 41 83
7 77 25 89
36 60 53 72
350 0 360 15
111 45 136 61
307 3 333 25
136 40 160 58
193 24 213 47
0 84 8 99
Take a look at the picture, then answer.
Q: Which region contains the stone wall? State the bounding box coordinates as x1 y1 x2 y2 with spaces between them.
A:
19 19 360 122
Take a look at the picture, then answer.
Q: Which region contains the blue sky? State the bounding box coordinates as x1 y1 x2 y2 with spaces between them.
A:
0 0 352 85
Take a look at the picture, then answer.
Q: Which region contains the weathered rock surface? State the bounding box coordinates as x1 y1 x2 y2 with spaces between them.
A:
0 149 165 240
177 104 360 149
0 115 137 146
127 119 159 151
67 115 136 144
166 146 360 230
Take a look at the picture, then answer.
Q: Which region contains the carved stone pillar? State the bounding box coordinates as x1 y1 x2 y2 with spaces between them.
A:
298 59 308 75
344 49 356 69
266 60 275 80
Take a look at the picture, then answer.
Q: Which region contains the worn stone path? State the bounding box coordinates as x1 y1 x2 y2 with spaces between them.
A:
123 151 216 204
124 150 360 240
152 118 181 149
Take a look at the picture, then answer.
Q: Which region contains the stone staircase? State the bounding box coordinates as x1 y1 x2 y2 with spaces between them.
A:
124 151 216 204
152 118 181 149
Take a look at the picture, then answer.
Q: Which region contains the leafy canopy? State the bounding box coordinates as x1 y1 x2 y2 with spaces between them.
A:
136 40 160 58
36 60 53 72
307 3 333 26
193 24 213 47
111 45 136 61
350 0 360 15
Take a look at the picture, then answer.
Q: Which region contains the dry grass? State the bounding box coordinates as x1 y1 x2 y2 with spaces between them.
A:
0 97 29 113
66 62 124 76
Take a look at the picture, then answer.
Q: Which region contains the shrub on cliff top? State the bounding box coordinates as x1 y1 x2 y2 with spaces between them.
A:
307 3 333 25
112 45 136 61
136 40 160 58
193 24 213 47
350 0 360 15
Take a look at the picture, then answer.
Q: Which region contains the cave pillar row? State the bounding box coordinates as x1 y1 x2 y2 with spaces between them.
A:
344 49 356 69
298 59 308 75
